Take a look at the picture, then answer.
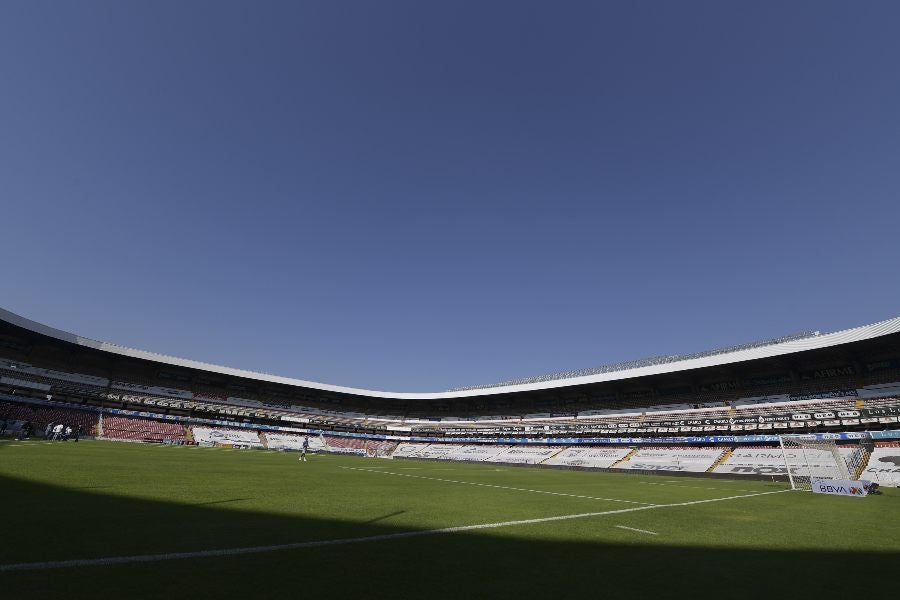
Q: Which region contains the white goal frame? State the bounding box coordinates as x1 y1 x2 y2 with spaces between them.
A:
778 434 867 491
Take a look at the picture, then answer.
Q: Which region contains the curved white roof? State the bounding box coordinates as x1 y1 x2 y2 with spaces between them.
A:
2 307 899 400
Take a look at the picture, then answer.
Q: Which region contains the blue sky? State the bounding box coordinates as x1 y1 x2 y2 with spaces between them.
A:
2 1 899 392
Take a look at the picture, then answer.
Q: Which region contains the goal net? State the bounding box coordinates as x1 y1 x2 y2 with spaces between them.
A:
779 435 867 491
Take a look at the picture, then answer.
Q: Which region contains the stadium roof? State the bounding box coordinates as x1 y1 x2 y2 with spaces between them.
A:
2 307 900 400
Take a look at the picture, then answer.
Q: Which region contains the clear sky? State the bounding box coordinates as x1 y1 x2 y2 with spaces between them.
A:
2 1 899 392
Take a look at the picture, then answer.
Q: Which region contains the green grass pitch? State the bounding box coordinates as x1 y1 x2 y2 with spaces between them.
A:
1 439 897 599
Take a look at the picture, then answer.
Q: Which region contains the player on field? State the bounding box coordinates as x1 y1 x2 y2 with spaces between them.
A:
298 435 309 462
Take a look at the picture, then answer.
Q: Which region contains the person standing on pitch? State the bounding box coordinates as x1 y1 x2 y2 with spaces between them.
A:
298 436 309 462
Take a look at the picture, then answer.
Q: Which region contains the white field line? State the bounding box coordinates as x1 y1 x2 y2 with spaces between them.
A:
340 466 656 506
0 489 789 573
615 525 658 535
640 482 758 493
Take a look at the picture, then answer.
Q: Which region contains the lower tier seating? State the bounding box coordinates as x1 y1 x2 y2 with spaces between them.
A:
391 443 560 464
545 447 633 468
713 446 862 477
324 436 398 455
613 447 726 472
191 426 263 448
0 400 98 436
860 447 900 485
265 432 327 451
391 442 430 458
102 416 185 443
485 446 560 465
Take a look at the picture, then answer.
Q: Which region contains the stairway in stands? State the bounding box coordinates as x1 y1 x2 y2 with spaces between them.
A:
853 447 871 480
610 447 639 468
539 447 566 464
707 448 733 472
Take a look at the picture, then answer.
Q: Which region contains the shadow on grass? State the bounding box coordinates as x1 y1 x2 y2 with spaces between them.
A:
0 473 895 600
362 510 407 524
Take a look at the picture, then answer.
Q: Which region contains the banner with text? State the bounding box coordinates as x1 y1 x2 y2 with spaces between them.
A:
811 479 869 497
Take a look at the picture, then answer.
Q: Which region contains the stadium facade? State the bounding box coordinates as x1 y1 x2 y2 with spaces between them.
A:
4 307 900 483
1 306 898 423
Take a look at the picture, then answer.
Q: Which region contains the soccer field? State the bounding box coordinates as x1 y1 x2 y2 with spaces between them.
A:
1 440 897 599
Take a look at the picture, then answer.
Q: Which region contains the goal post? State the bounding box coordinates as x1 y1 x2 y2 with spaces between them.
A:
778 434 868 491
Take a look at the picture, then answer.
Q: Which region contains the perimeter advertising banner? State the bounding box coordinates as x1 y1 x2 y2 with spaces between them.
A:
811 479 869 497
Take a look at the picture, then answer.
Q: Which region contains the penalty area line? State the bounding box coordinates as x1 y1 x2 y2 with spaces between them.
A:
615 525 658 535
339 466 656 506
0 489 789 573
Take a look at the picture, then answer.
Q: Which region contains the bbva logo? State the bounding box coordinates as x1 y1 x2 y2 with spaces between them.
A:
817 483 864 495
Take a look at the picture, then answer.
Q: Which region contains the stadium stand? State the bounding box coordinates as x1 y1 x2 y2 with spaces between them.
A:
3 308 900 487
265 432 327 452
448 444 509 461
391 443 562 463
0 399 97 436
392 442 430 458
418 444 510 462
860 446 900 486
0 419 27 435
101 416 186 443
191 427 263 448
323 436 397 456
614 447 726 472
712 446 863 477
486 446 561 465
414 444 467 460
545 447 633 468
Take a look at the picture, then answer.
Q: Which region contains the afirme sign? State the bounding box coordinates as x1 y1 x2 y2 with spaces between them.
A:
811 479 869 497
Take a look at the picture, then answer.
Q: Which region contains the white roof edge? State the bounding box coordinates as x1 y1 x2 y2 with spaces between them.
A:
2 307 899 400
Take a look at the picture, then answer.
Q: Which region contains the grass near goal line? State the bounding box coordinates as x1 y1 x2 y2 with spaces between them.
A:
1 439 897 599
